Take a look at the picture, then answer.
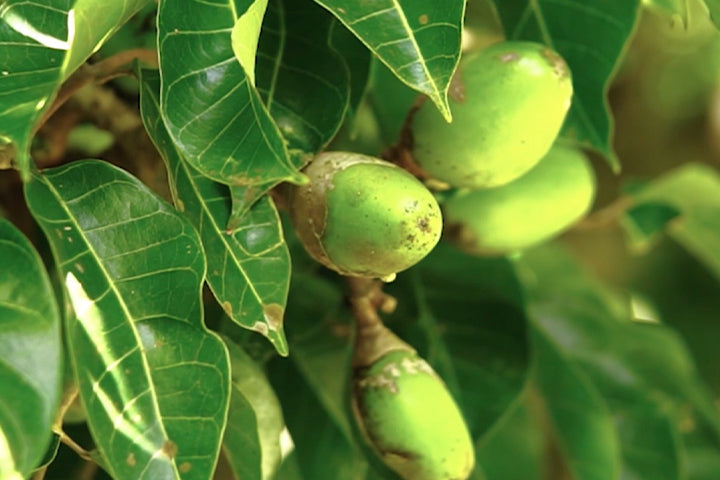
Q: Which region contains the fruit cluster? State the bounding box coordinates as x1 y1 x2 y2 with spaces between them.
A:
286 40 597 480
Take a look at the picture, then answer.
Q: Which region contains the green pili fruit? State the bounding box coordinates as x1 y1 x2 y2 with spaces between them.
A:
444 145 596 255
288 152 442 279
351 324 475 480
410 41 573 189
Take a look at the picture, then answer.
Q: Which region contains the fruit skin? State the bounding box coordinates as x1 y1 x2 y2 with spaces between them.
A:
288 152 442 279
444 145 595 255
351 325 475 480
411 41 573 189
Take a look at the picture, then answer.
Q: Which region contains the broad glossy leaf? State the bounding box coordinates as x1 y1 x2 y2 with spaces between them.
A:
531 328 621 480
518 245 720 479
384 243 530 441
329 19 372 118
267 272 370 480
0 219 62 479
231 0 268 86
158 0 304 189
25 161 230 480
0 0 150 179
222 337 284 480
256 0 350 153
140 69 291 356
366 59 418 147
314 0 465 121
475 397 544 480
494 0 642 170
623 164 720 281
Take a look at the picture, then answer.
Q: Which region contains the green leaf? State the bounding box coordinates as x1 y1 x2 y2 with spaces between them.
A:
518 245 720 479
25 161 230 480
385 243 530 442
268 271 372 480
475 396 544 480
494 0 642 171
622 202 681 251
328 19 372 118
255 0 350 153
623 164 720 281
140 69 291 356
158 0 305 189
0 0 151 179
0 219 62 480
222 337 284 480
231 0 268 86
366 58 419 147
313 0 465 122
531 327 621 480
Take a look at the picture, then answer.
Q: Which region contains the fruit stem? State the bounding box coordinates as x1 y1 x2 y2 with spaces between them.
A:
346 276 413 367
346 276 386 333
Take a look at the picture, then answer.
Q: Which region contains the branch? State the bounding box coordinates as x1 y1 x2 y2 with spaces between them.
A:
35 48 158 133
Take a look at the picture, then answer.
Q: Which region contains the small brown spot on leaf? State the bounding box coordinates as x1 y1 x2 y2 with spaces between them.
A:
179 462 192 473
222 301 233 316
162 440 178 459
126 452 136 467
262 303 284 332
419 14 429 25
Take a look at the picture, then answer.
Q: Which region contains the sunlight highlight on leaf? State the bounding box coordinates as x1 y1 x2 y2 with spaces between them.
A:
231 0 269 85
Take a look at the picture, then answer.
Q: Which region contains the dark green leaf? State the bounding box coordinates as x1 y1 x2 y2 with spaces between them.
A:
0 219 62 479
518 245 720 480
623 164 720 281
222 337 284 480
328 19 372 118
475 396 544 480
0 0 151 179
494 0 642 170
386 243 530 442
256 0 350 153
621 202 681 251
25 161 230 480
314 0 465 121
158 0 305 189
531 327 621 480
140 69 291 356
366 59 418 147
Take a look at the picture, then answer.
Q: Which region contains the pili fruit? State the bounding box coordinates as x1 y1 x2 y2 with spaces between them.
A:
444 145 596 255
351 324 475 480
410 41 573 189
288 152 442 280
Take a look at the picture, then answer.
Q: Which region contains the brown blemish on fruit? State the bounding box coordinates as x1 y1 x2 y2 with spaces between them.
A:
419 14 429 25
499 52 519 63
448 68 466 103
417 217 431 233
541 47 570 79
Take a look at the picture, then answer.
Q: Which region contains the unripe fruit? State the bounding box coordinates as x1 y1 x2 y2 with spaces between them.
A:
288 152 442 279
444 145 596 255
411 41 573 189
351 325 474 480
